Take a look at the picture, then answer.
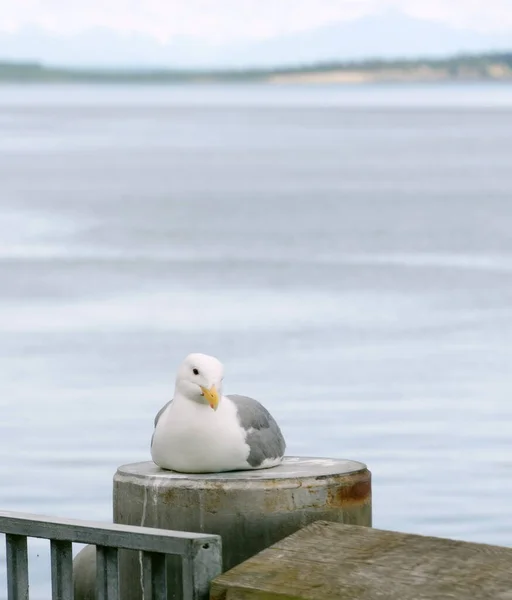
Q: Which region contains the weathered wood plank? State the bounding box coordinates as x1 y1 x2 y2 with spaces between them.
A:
210 521 512 600
0 510 218 555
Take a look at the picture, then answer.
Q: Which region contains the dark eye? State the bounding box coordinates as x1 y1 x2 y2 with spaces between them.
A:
192 368 199 375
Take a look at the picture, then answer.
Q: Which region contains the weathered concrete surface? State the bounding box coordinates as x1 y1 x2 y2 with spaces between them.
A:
211 520 512 600
114 457 371 600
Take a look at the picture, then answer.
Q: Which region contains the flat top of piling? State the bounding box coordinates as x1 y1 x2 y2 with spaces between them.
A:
116 457 367 482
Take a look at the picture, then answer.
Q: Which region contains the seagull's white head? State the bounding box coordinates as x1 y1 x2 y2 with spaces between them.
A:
175 353 224 410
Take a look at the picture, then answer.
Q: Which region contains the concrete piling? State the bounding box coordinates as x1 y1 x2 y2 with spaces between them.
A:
73 456 371 600
113 457 371 600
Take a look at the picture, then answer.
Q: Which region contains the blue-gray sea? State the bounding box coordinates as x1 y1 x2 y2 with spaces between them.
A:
1 83 512 596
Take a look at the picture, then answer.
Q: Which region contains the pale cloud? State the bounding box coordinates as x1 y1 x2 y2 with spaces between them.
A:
1 0 512 42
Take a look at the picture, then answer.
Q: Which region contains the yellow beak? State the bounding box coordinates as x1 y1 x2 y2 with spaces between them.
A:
200 385 219 410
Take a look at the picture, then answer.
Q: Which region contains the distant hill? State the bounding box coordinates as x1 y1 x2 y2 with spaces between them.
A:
1 12 512 69
223 12 512 68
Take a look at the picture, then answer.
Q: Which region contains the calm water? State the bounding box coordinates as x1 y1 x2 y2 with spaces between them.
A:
1 83 512 596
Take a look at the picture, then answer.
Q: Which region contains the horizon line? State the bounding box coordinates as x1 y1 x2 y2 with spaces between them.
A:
1 49 512 74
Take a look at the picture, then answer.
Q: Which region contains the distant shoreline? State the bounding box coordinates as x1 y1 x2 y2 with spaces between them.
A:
1 52 511 84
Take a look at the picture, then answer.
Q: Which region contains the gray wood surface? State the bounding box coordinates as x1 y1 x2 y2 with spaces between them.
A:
211 520 512 600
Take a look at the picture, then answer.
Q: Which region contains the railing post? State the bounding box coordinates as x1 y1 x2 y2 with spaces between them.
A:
182 539 222 600
142 552 167 600
51 540 74 600
96 546 119 600
6 534 29 600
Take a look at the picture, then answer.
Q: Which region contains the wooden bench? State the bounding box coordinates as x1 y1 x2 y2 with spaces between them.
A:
211 520 512 599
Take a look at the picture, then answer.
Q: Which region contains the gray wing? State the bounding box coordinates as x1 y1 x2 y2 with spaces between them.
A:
154 399 172 427
151 399 172 448
228 394 286 467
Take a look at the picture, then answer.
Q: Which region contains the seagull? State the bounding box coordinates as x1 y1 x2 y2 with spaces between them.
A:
150 353 286 473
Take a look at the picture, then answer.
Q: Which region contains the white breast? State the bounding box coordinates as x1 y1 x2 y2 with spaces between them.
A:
151 394 252 473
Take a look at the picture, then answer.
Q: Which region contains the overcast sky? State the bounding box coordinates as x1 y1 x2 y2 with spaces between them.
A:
2 0 512 43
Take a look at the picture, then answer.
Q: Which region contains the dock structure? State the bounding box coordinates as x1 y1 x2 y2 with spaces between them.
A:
211 520 512 600
2 457 512 599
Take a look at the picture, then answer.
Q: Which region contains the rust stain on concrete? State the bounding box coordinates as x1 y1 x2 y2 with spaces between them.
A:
326 471 371 508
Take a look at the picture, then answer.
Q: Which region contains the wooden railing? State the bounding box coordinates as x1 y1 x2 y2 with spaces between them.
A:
0 510 222 600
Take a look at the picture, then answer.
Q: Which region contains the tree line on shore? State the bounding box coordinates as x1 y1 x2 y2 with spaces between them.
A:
1 52 511 83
